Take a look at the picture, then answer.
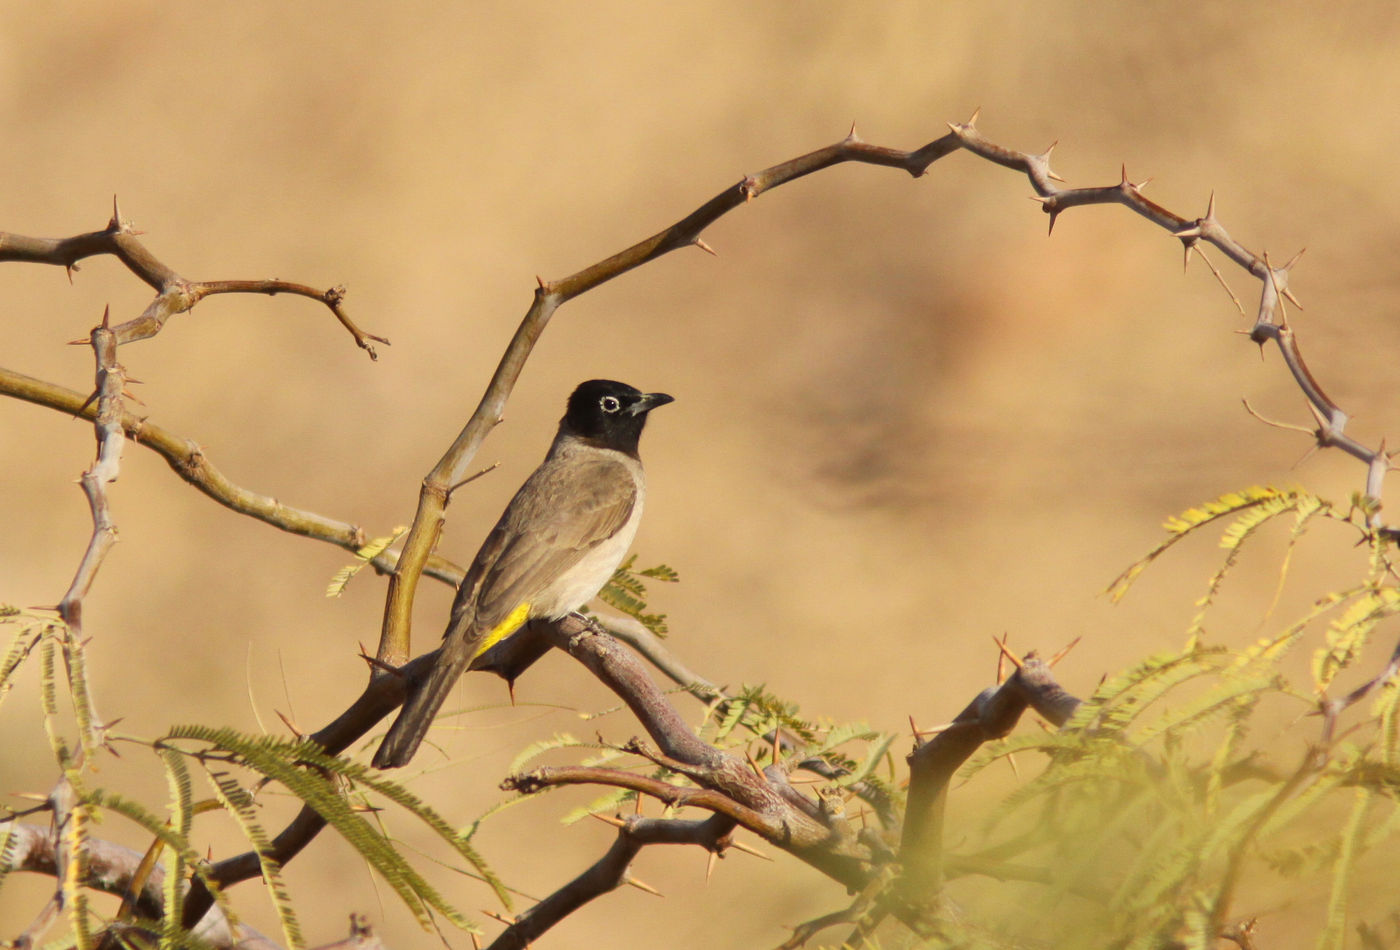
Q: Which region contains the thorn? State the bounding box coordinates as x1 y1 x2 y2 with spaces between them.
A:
967 106 981 127
845 121 860 143
591 812 628 829
1038 141 1065 182
507 678 517 706
447 461 500 496
908 714 924 741
274 709 303 738
66 263 78 283
744 748 766 779
109 195 122 230
1181 239 1195 273
692 237 717 257
1241 398 1316 436
739 176 759 201
120 388 145 405
624 876 663 898
995 632 1010 684
1283 287 1304 310
1204 190 1217 222
1006 750 1021 779
1049 636 1082 667
1120 164 1129 187
1283 247 1306 271
75 390 99 417
67 337 90 346
481 909 515 925
100 304 111 329
358 650 404 676
705 849 718 883
992 636 1023 670
727 839 772 861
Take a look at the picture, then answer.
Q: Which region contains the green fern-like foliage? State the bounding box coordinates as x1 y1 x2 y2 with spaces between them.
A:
596 554 678 636
325 525 408 598
936 485 1400 948
159 725 503 929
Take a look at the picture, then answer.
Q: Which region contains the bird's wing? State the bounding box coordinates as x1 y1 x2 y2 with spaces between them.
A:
454 454 638 636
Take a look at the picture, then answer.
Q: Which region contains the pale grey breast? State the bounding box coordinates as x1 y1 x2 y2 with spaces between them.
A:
469 437 644 630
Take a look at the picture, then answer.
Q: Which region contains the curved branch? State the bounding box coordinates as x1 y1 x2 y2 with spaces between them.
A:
0 202 386 358
0 365 464 587
372 127 969 669
487 814 736 950
899 653 1081 895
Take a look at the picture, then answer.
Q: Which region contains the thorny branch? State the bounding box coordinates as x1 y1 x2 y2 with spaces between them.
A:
0 198 388 358
0 366 466 587
7 115 1400 945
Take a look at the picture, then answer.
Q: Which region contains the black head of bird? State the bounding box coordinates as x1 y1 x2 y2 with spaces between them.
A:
562 379 674 456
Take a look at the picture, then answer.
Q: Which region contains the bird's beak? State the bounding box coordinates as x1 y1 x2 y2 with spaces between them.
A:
627 392 675 415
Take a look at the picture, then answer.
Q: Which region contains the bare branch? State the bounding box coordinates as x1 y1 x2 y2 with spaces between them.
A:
0 211 386 358
899 653 1081 895
0 365 464 587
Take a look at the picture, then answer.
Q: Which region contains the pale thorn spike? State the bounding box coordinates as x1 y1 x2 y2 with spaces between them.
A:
625 876 663 897
1205 191 1217 221
967 106 981 126
845 121 860 143
705 849 718 883
995 632 1010 684
1006 751 1021 779
993 635 1023 671
1040 141 1065 182
692 237 717 256
1049 636 1082 667
591 812 628 829
727 839 771 861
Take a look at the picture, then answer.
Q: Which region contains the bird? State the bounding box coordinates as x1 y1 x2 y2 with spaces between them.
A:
372 379 673 769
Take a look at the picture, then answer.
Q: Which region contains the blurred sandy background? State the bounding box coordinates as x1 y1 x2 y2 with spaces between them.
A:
5 2 1400 947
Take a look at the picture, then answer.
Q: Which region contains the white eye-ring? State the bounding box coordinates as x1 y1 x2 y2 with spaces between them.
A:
600 395 622 413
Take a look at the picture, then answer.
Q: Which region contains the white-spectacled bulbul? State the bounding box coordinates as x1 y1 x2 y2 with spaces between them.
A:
372 379 673 769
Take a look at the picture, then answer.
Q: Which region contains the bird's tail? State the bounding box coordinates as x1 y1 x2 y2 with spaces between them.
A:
372 651 471 769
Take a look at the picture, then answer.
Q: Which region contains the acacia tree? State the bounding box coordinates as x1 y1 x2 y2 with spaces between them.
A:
3 116 1400 949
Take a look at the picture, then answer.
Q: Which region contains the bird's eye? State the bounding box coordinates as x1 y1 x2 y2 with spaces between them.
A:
600 395 622 413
